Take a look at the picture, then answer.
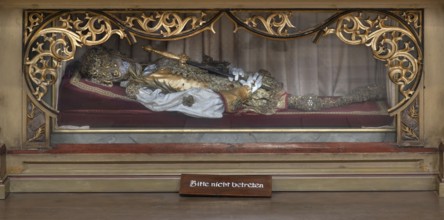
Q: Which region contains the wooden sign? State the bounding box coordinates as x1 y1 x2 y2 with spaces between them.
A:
179 174 272 197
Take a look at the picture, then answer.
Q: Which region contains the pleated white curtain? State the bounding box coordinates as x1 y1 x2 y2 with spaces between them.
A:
108 15 395 105
164 16 388 98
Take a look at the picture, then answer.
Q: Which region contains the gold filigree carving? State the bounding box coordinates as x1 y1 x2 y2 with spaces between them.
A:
408 103 419 119
389 10 422 43
242 12 295 36
25 12 45 42
25 12 127 102
400 97 420 142
401 122 419 141
123 12 213 39
402 11 421 30
26 100 46 143
322 13 422 113
72 14 127 45
401 11 422 39
27 124 46 143
26 100 37 120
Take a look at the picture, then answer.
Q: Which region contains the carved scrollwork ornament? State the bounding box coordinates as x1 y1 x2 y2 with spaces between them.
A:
25 12 128 106
123 11 213 39
26 99 46 143
322 12 422 113
395 10 422 39
242 12 296 36
25 12 45 42
400 97 420 142
402 12 421 29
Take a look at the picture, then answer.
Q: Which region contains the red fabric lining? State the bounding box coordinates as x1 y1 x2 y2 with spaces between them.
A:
8 143 437 154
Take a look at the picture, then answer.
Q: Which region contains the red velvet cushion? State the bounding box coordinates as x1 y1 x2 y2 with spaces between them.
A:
59 73 146 111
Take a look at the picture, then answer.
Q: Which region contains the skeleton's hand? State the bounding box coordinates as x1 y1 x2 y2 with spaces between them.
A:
240 72 263 93
228 67 245 82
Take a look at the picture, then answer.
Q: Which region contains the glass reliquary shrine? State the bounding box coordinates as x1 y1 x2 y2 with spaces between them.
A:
23 9 424 146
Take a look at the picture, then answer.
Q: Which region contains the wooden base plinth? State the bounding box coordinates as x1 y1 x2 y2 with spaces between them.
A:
5 143 439 193
7 174 436 193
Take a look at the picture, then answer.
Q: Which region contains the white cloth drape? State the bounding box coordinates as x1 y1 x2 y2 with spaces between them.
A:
136 88 225 118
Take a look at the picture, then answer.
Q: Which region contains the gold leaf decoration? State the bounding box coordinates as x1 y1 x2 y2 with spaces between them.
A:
402 11 420 29
25 12 127 102
26 97 47 144
322 12 422 112
27 124 46 143
123 12 210 37
243 12 295 36
408 103 419 119
25 12 45 42
401 123 419 141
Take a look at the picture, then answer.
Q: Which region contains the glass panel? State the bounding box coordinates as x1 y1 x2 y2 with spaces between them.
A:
56 13 395 130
